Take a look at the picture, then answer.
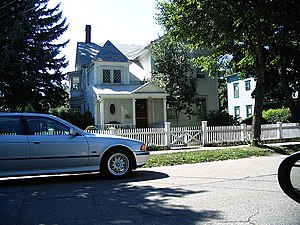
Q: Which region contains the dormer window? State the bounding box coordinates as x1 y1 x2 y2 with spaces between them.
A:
103 70 111 83
103 69 122 83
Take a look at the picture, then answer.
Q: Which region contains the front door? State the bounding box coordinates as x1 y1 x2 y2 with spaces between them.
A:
136 99 148 128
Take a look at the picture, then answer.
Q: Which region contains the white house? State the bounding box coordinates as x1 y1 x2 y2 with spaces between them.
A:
68 25 219 128
226 73 256 119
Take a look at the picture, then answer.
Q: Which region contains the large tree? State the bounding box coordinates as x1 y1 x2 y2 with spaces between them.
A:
0 0 68 112
156 0 300 144
149 35 200 126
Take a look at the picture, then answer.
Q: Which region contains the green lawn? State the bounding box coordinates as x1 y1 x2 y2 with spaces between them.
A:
144 144 300 168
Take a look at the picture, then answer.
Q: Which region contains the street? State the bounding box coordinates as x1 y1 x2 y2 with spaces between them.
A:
0 155 299 225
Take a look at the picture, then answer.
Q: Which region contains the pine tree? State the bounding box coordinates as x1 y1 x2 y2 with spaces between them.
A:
0 0 69 111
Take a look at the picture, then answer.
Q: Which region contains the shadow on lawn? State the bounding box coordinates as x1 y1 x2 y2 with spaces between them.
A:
260 144 300 155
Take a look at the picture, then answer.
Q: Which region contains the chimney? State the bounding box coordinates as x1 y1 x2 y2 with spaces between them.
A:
85 25 91 43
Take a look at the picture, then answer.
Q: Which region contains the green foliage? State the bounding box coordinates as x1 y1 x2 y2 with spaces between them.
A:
263 108 291 124
85 125 98 131
218 78 228 111
52 111 94 130
155 0 300 140
241 116 269 125
0 0 69 112
148 34 200 125
207 110 240 126
145 147 274 168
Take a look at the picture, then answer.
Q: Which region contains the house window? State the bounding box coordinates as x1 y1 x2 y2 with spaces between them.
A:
103 69 122 83
233 83 239 98
72 106 81 113
110 104 116 115
103 70 111 83
245 80 251 91
113 70 121 83
246 105 252 117
234 106 240 117
167 106 176 119
72 77 80 90
195 68 205 78
197 98 207 119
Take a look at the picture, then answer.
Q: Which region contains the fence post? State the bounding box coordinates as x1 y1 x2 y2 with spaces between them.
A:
165 122 171 148
277 122 283 139
202 121 208 145
241 123 246 141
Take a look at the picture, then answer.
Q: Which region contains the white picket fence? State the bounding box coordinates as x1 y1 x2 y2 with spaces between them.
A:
87 121 300 147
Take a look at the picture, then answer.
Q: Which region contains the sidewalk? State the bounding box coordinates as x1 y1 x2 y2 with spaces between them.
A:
149 141 300 155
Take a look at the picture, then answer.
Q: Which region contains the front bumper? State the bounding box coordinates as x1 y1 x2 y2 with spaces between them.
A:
134 151 150 167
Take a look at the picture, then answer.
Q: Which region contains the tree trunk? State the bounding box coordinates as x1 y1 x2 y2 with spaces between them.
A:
251 66 265 145
251 26 265 145
280 66 300 122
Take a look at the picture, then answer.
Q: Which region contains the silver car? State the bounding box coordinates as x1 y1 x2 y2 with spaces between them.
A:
0 112 149 179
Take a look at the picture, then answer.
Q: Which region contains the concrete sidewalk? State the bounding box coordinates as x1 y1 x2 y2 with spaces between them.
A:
149 141 300 155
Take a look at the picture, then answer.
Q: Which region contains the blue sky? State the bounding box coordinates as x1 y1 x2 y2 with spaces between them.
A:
49 0 163 71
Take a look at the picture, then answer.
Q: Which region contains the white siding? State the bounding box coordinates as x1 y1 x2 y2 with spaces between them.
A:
227 76 255 119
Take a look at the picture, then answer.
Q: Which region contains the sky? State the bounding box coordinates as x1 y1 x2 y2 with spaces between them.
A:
48 0 164 72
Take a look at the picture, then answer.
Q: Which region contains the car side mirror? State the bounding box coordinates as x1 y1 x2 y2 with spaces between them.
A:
70 128 78 136
278 152 300 204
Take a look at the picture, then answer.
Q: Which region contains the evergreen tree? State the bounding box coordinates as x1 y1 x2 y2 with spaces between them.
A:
0 0 68 111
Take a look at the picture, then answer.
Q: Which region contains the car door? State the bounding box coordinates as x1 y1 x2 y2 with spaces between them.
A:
0 115 30 173
25 116 89 170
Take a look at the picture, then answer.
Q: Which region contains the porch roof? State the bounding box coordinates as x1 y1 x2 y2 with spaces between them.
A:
93 82 168 99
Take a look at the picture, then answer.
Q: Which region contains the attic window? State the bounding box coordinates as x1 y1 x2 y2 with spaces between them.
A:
113 70 121 83
103 70 111 83
102 69 121 83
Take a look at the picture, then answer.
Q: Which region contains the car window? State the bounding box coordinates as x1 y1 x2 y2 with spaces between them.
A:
0 116 22 135
26 117 70 135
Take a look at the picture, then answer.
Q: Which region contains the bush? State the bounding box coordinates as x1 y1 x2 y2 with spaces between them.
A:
207 110 240 126
85 125 98 131
52 111 94 130
241 116 269 125
263 108 291 123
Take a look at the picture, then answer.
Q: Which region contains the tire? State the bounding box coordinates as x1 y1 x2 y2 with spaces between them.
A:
101 148 134 179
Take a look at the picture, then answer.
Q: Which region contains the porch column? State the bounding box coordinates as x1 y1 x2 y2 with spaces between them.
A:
94 101 98 125
163 98 167 123
132 98 136 127
100 99 105 129
151 99 155 124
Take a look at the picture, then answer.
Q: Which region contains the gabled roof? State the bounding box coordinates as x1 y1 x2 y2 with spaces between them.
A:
76 41 146 68
96 41 128 62
76 41 129 68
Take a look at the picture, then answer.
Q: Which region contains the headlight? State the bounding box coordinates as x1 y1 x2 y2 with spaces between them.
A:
140 144 147 151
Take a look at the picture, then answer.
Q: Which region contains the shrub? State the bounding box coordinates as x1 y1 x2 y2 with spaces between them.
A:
85 125 98 131
52 111 94 130
207 110 240 126
241 116 269 125
263 108 291 123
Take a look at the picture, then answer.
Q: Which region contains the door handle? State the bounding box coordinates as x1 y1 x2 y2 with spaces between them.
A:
32 141 41 144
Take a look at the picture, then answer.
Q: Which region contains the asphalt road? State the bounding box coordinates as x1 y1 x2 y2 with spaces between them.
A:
0 155 299 225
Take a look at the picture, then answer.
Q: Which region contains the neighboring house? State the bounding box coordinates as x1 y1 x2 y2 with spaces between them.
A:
67 25 219 128
226 73 256 119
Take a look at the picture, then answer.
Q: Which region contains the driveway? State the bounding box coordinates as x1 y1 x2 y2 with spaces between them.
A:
0 155 299 225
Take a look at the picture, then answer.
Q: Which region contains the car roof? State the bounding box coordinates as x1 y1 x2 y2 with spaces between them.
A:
0 112 53 117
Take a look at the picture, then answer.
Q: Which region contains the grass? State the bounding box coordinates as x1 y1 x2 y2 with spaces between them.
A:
144 144 300 168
